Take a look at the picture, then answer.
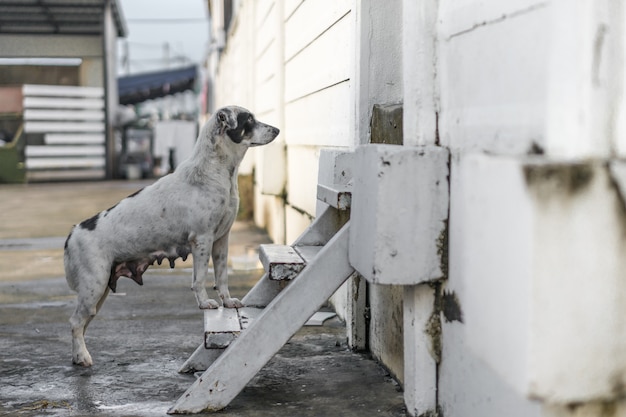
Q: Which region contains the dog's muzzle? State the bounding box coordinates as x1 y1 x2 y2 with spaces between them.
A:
250 124 280 147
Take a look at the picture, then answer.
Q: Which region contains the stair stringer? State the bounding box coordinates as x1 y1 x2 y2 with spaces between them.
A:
177 205 349 374
242 204 349 307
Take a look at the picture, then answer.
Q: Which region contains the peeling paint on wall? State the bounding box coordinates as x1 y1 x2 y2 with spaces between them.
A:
417 406 444 417
523 162 595 197
607 162 626 235
424 283 444 364
442 291 463 323
424 307 442 364
436 220 449 280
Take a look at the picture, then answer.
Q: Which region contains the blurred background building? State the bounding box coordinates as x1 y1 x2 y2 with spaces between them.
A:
0 0 126 181
0 0 208 182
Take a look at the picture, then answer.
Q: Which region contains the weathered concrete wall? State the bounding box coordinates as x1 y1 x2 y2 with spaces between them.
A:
435 1 551 416
436 1 626 416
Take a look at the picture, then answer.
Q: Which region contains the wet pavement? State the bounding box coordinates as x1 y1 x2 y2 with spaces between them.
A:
0 181 406 416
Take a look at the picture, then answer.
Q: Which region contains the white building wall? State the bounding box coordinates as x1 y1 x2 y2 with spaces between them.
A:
283 0 355 243
210 0 286 243
211 0 355 245
209 0 626 415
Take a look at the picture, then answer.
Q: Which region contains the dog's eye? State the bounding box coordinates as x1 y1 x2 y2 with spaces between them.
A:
218 112 226 122
248 116 253 123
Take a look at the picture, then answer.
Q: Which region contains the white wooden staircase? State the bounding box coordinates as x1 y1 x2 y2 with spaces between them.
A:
169 181 353 414
169 145 450 414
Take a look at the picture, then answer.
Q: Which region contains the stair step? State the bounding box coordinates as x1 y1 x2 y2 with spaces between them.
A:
317 183 352 210
204 306 330 351
259 244 305 280
204 307 240 349
204 307 264 349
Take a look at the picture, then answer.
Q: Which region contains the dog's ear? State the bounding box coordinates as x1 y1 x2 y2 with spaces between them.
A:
217 109 237 135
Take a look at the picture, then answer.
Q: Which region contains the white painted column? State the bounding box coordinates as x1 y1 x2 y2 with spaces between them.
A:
403 284 438 416
402 0 439 147
401 1 444 415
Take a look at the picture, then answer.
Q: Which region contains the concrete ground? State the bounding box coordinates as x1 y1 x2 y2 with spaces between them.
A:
0 180 406 417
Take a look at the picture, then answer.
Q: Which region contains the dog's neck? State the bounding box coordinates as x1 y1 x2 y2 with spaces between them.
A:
178 122 247 186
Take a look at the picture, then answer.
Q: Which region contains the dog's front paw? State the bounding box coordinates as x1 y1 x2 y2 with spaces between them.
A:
198 299 220 309
73 350 93 367
223 297 244 308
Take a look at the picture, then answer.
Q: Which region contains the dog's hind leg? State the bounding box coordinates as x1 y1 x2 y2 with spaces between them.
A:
191 237 219 309
69 270 109 366
84 286 110 332
213 233 243 308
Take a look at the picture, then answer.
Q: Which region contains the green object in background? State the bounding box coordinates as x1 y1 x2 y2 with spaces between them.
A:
0 124 26 184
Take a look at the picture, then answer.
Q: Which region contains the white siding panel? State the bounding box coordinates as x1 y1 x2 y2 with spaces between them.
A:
255 25 275 64
285 205 313 247
23 97 104 110
255 0 275 29
285 81 352 147
284 0 303 21
23 84 104 98
255 75 279 115
257 118 286 197
252 0 281 126
45 133 105 145
26 169 105 181
26 145 104 157
286 145 319 217
439 5 550 155
255 42 277 89
284 0 351 61
24 109 105 121
26 157 105 169
285 13 352 103
214 21 255 110
25 121 105 133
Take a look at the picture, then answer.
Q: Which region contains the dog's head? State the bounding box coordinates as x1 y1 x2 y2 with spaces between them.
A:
214 106 279 148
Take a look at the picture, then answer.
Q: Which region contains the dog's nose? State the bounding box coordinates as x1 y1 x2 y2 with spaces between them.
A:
272 127 280 136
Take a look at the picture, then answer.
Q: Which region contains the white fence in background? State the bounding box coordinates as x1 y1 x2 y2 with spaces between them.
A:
22 84 106 181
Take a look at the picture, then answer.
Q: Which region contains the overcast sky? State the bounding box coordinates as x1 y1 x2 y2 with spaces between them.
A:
117 0 210 75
